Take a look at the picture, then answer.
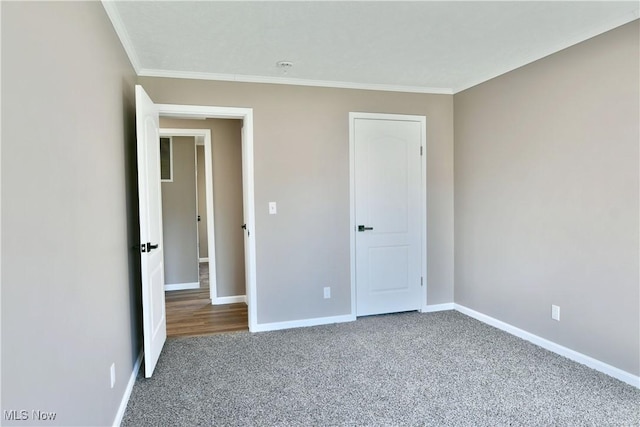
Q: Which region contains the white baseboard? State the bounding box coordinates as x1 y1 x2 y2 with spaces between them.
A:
199 257 209 263
454 304 640 389
212 295 246 305
422 303 455 312
252 314 356 333
113 350 143 427
164 282 199 291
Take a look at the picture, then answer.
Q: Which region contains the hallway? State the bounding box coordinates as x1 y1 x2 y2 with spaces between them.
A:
165 263 248 337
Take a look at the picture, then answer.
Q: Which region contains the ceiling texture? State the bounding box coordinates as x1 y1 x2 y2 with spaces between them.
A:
103 1 640 94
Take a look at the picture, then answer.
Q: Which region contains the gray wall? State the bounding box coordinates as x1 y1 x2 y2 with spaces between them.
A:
197 145 209 259
454 21 639 375
1 2 139 426
160 118 246 298
161 136 199 285
140 79 455 323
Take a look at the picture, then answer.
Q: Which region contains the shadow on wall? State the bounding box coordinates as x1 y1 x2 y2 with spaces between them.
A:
122 77 143 360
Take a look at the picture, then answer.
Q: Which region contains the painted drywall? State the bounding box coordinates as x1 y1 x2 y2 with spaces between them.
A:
142 79 455 323
1 2 139 426
161 136 199 285
454 20 639 376
160 118 246 298
197 145 209 259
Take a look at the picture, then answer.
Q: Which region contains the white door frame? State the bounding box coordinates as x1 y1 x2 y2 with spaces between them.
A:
194 138 208 263
159 128 215 297
349 112 428 316
194 138 202 262
157 104 258 332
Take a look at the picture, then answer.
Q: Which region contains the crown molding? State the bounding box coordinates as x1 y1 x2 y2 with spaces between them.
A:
101 0 141 74
137 69 454 95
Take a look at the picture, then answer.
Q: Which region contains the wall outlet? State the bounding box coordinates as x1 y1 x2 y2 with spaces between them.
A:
551 305 560 321
110 363 116 388
323 287 331 299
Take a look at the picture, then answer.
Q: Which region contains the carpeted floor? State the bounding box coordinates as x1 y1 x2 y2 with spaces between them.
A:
122 311 639 426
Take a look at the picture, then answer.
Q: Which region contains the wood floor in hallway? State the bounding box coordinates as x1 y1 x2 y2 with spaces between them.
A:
165 263 248 338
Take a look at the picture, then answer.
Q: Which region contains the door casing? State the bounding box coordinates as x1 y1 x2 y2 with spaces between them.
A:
159 128 215 297
349 112 428 316
157 104 258 332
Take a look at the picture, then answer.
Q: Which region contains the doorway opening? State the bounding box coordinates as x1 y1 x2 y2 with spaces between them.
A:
157 103 258 334
159 122 249 336
158 130 211 293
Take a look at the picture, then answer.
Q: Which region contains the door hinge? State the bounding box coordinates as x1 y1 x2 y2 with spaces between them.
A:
420 146 423 156
421 277 424 287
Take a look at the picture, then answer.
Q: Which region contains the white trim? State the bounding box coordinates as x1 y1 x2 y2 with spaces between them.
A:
0 4 3 390
157 104 258 333
349 112 428 317
419 116 428 311
348 116 357 318
203 132 216 302
112 350 143 427
453 10 640 93
422 303 454 313
194 143 199 263
164 282 199 291
100 1 141 73
156 104 252 121
159 128 217 304
454 304 640 389
198 257 209 263
139 68 453 95
212 295 246 305
240 113 258 332
252 314 356 333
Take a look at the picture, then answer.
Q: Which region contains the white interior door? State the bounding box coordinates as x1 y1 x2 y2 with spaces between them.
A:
136 85 166 377
355 117 423 316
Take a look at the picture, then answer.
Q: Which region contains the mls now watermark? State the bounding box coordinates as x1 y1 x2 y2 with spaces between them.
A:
4 409 57 421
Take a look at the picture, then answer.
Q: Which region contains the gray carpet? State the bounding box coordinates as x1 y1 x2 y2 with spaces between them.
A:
122 311 639 426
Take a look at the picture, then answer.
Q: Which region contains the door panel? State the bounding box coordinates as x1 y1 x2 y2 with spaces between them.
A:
367 135 409 234
136 85 167 378
368 246 409 292
355 118 422 316
150 263 164 327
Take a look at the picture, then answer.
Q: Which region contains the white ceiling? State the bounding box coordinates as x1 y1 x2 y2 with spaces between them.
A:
103 1 639 94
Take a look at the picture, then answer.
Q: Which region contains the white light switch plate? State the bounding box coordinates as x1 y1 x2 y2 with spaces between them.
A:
110 363 116 388
269 202 277 215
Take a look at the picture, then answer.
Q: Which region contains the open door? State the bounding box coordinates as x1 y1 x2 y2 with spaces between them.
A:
135 85 167 377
